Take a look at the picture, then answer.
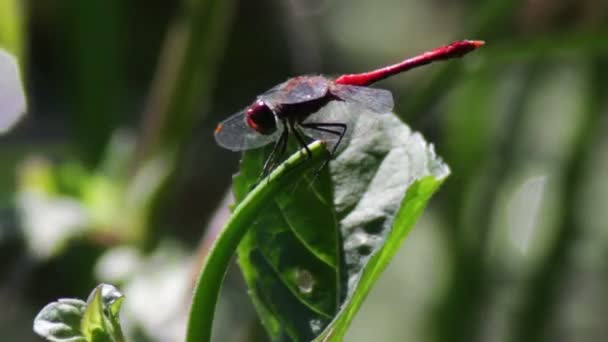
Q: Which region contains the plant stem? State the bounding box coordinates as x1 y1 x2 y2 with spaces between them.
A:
186 141 328 342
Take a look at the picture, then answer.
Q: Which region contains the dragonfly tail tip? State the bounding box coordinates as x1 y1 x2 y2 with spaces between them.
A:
469 40 485 48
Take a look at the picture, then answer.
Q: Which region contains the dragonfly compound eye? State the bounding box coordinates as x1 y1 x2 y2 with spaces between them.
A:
245 100 276 135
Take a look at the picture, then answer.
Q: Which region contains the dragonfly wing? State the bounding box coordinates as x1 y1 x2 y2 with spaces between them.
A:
330 84 394 114
299 101 354 154
260 76 330 108
214 110 281 151
299 99 384 154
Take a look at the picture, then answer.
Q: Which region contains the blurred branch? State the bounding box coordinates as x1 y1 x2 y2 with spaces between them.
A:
64 0 125 165
0 0 25 62
465 0 525 37
482 30 608 64
511 60 608 342
401 0 526 120
432 65 539 342
404 26 608 122
134 0 237 169
417 2 530 340
189 188 233 287
280 0 322 73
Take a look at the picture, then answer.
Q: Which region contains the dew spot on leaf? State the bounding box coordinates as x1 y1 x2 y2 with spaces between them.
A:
295 268 315 294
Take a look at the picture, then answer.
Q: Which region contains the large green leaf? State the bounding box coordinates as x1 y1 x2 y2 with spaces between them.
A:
233 102 449 341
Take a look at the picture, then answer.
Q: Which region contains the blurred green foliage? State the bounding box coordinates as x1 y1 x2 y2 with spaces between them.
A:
0 0 24 60
1 0 608 341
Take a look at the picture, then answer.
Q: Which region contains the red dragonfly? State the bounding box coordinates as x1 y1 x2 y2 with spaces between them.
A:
215 40 484 175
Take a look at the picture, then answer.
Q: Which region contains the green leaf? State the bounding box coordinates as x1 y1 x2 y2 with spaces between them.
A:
34 284 126 342
33 298 87 342
318 176 446 341
235 150 339 340
233 102 449 341
81 284 125 342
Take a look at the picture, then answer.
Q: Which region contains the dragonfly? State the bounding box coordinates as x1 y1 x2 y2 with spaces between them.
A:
215 40 484 176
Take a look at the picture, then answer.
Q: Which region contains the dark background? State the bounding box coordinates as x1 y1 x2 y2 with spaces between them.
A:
1 0 607 341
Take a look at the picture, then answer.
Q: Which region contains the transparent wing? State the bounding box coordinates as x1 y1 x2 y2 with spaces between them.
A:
299 100 383 155
214 110 281 151
330 84 394 114
259 76 329 108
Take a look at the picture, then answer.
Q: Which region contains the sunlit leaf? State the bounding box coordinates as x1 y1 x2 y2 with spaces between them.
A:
233 102 449 341
33 298 87 342
81 284 125 342
34 284 126 342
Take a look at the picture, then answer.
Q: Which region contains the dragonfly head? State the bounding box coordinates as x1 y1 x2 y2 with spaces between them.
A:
246 100 276 135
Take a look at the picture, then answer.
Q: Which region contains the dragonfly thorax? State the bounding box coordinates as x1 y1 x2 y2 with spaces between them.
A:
245 100 276 135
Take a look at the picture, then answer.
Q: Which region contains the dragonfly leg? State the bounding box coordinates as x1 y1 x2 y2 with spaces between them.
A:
290 121 312 159
299 122 347 180
260 126 289 180
300 122 347 157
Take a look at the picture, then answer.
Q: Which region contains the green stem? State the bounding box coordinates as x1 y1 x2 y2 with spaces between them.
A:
186 141 328 342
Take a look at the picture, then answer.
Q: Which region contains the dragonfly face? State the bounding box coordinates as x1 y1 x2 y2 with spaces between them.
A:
245 100 276 135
